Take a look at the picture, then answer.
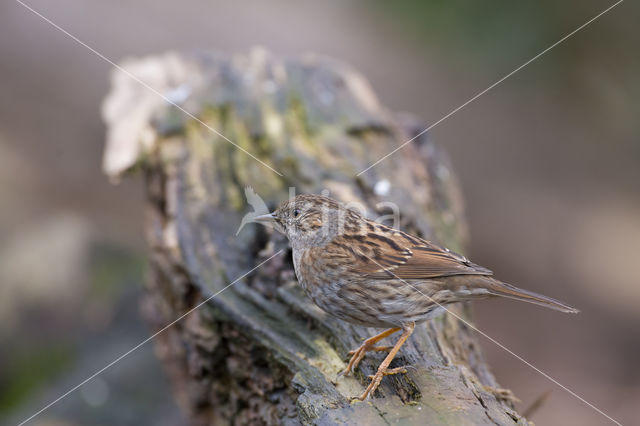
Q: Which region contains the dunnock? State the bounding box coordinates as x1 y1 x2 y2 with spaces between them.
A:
255 194 577 401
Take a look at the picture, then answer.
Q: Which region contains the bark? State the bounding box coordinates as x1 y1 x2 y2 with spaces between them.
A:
102 48 528 425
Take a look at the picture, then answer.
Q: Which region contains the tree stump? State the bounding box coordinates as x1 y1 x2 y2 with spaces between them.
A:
102 48 527 425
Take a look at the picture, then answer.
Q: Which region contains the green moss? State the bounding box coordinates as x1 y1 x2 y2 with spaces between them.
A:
188 105 285 208
285 95 313 139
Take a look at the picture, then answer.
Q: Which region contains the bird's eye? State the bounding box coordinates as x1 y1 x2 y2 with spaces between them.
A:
293 209 300 218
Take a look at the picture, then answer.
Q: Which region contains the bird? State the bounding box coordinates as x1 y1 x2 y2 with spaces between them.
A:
254 194 578 401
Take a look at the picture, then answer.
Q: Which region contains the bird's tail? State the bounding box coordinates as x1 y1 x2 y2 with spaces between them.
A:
483 278 579 313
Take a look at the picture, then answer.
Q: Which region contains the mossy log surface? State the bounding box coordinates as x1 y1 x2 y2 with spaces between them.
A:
103 49 527 425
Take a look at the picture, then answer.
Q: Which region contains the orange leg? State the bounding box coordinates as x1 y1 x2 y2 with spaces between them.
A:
353 322 415 401
337 327 401 379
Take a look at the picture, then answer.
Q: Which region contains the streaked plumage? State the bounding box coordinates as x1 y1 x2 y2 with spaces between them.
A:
255 194 578 400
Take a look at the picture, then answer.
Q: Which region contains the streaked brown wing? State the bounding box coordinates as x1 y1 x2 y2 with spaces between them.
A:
327 227 492 280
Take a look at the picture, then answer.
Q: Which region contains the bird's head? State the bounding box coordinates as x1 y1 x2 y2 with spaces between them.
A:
254 194 361 248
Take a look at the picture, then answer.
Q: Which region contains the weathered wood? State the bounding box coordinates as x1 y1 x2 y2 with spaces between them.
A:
103 48 527 425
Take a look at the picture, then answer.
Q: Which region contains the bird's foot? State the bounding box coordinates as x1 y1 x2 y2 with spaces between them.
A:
347 345 393 356
337 344 368 380
351 366 408 401
367 366 408 378
337 345 395 380
348 324 415 402
337 328 401 381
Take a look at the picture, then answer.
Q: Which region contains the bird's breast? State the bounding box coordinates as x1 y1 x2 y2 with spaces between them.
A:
293 247 344 300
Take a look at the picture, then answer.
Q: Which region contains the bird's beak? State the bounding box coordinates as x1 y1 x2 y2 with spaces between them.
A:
253 212 276 223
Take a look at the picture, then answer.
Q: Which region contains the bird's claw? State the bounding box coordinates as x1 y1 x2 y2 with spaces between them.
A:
348 345 392 356
366 366 407 380
335 369 349 381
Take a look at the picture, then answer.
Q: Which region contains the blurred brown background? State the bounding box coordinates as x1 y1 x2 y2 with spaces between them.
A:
1 1 638 425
